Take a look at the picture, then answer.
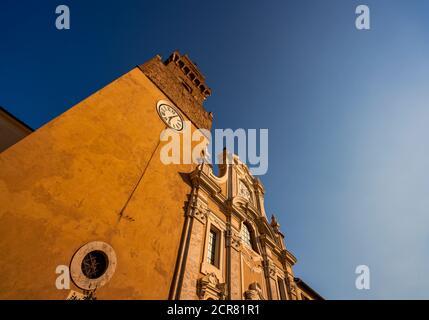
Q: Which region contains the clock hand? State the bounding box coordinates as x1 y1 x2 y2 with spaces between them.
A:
166 115 179 124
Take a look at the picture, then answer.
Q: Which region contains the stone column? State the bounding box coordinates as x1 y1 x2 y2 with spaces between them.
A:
179 197 208 300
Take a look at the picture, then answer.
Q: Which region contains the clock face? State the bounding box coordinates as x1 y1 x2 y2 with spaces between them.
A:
157 101 184 131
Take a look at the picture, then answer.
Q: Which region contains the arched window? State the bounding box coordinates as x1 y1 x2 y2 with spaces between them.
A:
241 224 252 248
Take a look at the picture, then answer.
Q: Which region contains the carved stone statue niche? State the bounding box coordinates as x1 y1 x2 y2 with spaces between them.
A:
244 282 265 300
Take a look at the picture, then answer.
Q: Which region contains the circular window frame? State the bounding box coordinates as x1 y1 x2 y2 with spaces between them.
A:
70 241 117 291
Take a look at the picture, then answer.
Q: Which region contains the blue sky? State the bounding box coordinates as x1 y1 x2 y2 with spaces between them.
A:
1 0 429 299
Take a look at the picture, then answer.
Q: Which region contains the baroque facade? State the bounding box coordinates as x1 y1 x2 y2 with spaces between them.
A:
0 51 322 300
176 153 310 300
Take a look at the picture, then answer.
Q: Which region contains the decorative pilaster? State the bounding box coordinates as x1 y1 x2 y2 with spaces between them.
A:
286 275 298 300
225 221 242 300
262 259 277 300
191 197 209 225
179 193 210 300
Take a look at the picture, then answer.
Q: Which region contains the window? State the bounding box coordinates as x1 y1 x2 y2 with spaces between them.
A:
70 241 117 291
81 250 109 279
241 224 259 253
241 224 252 248
181 80 192 93
207 229 218 266
202 225 224 277
277 277 287 300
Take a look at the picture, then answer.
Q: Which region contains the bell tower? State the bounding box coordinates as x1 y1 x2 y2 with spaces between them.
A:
139 51 213 130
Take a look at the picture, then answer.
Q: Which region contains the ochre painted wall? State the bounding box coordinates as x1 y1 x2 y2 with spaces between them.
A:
0 67 201 299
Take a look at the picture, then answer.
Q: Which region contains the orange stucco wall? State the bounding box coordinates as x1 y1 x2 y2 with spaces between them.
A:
0 67 201 299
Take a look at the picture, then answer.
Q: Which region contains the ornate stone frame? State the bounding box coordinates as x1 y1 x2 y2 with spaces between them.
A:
201 213 225 282
70 241 117 291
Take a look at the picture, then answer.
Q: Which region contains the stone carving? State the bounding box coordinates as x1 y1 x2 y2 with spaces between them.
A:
197 273 226 300
200 145 212 164
238 180 252 203
225 226 241 251
286 276 298 300
280 249 288 264
263 260 276 278
216 283 227 301
270 214 281 233
244 282 265 300
192 198 209 224
231 233 241 250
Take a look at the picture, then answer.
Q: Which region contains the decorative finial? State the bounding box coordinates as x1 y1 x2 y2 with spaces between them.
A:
271 214 280 233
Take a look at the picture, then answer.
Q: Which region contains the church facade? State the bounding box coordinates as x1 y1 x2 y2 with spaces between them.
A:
0 52 322 300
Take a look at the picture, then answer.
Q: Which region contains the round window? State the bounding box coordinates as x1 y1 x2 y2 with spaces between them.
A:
70 241 117 290
81 250 109 279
